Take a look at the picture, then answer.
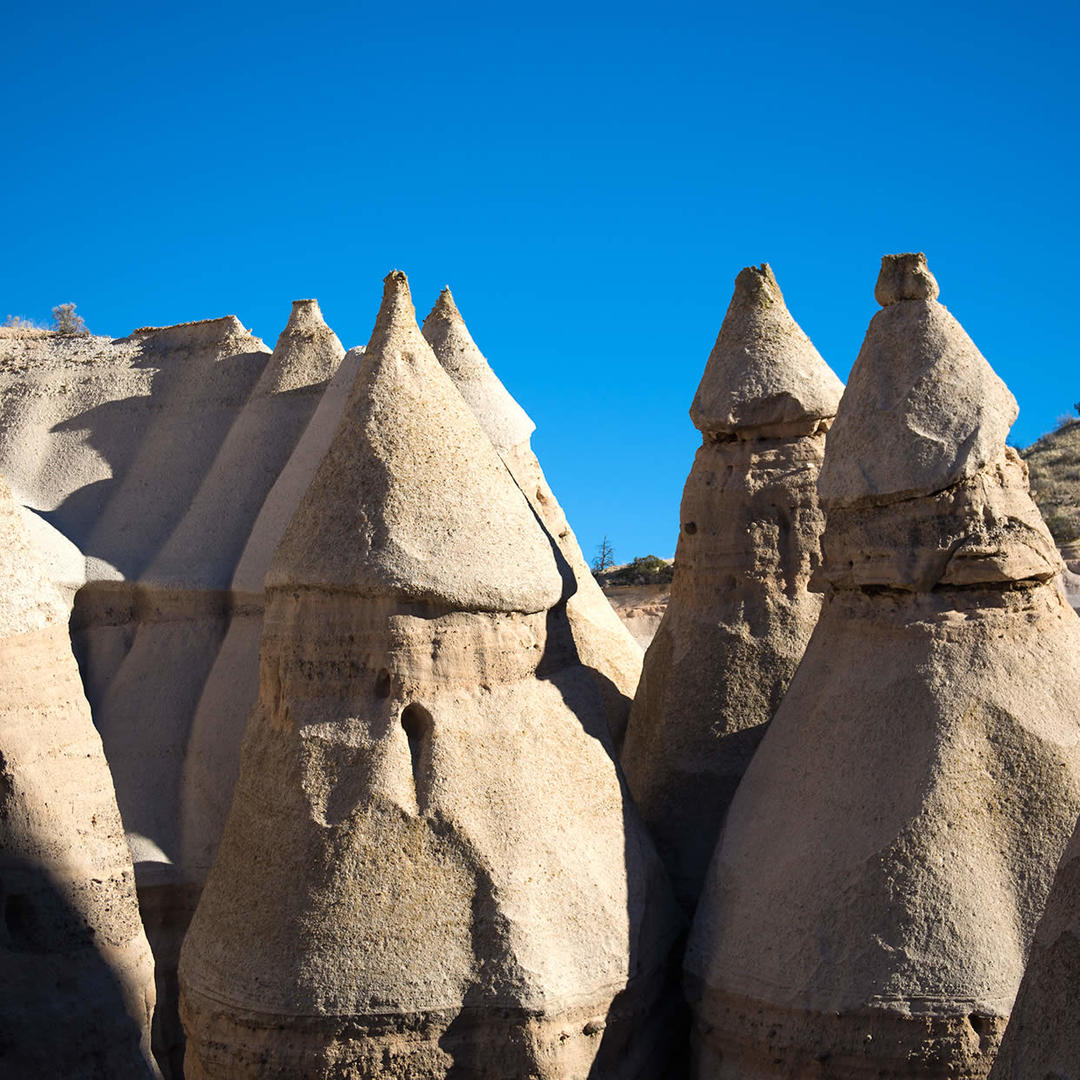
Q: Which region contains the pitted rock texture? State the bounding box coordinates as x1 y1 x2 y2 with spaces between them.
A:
621 264 842 914
179 271 683 1079
0 476 159 1078
422 287 643 745
685 255 1080 1080
989 816 1080 1080
818 253 1018 509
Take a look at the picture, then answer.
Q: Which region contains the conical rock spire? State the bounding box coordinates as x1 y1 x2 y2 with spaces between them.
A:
421 286 535 453
622 264 841 914
179 272 683 1077
258 298 344 394
685 254 1080 1079
819 252 1018 507
268 271 562 613
690 264 843 434
421 287 644 743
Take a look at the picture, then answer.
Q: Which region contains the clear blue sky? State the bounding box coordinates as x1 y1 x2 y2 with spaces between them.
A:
3 2 1077 561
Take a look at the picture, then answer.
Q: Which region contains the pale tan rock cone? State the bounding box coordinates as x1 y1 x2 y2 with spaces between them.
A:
92 302 345 1075
620 263 843 915
178 271 683 1079
988 814 1080 1080
0 475 159 1077
685 253 1080 1080
422 287 644 745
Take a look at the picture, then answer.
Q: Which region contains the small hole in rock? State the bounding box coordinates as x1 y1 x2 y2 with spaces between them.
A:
374 669 391 697
684 521 697 535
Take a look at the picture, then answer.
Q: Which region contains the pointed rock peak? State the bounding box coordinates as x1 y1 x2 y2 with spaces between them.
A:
287 298 325 330
421 287 535 453
267 279 562 613
875 252 940 306
732 262 782 307
370 269 420 347
261 298 344 393
690 264 843 435
819 255 1017 507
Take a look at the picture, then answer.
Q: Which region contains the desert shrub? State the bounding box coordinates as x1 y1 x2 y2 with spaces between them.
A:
51 303 88 336
3 314 43 329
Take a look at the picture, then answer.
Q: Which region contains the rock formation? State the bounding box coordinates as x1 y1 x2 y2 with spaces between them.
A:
620 264 843 914
179 271 682 1079
422 287 643 745
988 814 1080 1080
0 475 159 1077
106 303 343 1075
685 253 1080 1079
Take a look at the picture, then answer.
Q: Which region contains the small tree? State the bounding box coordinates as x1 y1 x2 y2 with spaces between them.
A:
592 535 615 574
3 315 40 329
51 303 88 336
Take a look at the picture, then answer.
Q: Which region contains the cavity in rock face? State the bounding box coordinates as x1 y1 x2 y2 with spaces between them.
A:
620 263 843 916
989 816 1080 1080
422 287 644 746
178 271 683 1080
0 475 159 1078
685 254 1080 1080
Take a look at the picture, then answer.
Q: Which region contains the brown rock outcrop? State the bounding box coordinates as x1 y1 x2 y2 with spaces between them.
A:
988 815 1080 1080
0 475 159 1077
620 264 843 914
422 287 643 744
178 272 682 1079
685 253 1080 1079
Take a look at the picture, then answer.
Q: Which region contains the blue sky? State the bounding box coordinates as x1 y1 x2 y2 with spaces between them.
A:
3 2 1077 561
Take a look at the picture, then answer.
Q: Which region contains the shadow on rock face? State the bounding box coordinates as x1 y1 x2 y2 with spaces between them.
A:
0 855 159 1078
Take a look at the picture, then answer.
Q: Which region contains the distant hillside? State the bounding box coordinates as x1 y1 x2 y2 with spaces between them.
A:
1022 418 1080 544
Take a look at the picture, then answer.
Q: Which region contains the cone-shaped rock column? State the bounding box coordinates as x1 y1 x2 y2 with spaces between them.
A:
685 254 1080 1079
179 272 682 1079
422 287 644 745
620 264 842 915
988 814 1080 1080
0 476 159 1077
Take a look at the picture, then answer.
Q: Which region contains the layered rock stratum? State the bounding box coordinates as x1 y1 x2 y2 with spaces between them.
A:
620 263 843 914
178 272 683 1079
685 253 1080 1079
422 287 644 745
0 474 159 1078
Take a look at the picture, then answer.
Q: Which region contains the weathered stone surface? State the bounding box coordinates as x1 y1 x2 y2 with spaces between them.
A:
420 287 535 453
689 264 843 435
180 343 364 886
621 264 842 914
818 253 1018 508
0 475 159 1078
989 816 1080 1080
686 255 1080 1080
179 271 683 1079
422 287 643 744
268 274 563 612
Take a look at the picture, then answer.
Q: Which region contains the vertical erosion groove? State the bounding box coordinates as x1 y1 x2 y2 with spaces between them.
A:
400 703 434 810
